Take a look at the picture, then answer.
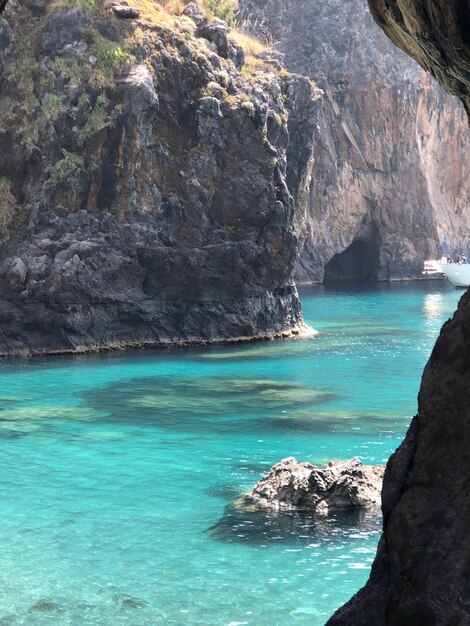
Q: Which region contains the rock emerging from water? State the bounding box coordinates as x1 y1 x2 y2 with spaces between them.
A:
246 457 384 514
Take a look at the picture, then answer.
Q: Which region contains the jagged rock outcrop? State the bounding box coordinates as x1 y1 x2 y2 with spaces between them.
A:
239 0 470 282
0 0 320 356
245 456 384 513
328 2 470 624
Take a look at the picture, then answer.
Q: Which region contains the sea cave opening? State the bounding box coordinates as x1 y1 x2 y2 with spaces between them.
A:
323 237 381 282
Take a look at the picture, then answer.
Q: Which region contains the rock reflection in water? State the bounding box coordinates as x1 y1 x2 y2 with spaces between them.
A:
209 501 381 545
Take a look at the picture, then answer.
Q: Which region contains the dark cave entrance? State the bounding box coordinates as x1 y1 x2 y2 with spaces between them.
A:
324 237 381 282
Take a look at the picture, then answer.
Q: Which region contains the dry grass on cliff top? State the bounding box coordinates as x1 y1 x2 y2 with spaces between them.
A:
48 0 274 75
120 0 274 75
229 30 266 56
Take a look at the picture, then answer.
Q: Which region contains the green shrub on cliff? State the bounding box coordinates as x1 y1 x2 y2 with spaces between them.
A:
78 94 122 142
203 0 235 25
91 31 135 73
50 0 96 10
49 152 85 186
0 178 15 235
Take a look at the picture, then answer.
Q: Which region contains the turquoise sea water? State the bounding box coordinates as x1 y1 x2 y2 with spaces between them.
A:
0 281 462 626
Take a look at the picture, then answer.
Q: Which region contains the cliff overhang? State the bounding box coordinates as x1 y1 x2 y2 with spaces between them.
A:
368 0 470 118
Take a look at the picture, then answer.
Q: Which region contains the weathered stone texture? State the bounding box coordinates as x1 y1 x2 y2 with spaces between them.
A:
0 1 319 355
239 0 470 282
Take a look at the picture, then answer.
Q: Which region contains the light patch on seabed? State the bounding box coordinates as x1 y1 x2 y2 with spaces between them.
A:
0 404 111 438
0 406 100 422
124 377 338 413
276 408 406 426
79 430 132 442
256 388 335 404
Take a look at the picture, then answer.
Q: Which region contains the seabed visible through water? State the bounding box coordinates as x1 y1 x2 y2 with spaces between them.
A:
0 281 462 625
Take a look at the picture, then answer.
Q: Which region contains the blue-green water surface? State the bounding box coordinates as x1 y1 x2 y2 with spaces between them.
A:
0 282 462 625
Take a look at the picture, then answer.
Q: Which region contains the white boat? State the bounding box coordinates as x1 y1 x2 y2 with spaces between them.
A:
423 260 470 288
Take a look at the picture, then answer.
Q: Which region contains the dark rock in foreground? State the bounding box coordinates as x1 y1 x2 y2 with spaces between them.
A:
245 457 384 514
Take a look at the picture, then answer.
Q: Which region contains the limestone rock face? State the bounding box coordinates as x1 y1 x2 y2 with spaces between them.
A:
0 1 319 355
239 0 470 282
246 457 384 514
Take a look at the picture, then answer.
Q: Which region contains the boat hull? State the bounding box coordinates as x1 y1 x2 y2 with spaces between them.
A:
439 263 470 288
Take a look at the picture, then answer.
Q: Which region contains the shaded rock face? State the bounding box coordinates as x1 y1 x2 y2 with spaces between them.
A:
0 1 319 356
328 2 470 624
239 0 470 283
245 457 384 514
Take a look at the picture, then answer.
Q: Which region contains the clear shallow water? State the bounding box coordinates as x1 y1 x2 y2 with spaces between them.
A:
0 281 462 625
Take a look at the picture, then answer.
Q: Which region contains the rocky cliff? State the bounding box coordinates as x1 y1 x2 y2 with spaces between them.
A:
328 1 470 623
239 0 470 282
0 0 320 356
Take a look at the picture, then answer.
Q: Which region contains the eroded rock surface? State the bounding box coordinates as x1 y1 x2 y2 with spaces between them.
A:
245 457 384 513
239 0 470 282
0 0 319 355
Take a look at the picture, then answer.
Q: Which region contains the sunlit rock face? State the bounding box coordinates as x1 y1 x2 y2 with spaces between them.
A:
244 457 384 514
0 0 319 355
238 0 470 283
